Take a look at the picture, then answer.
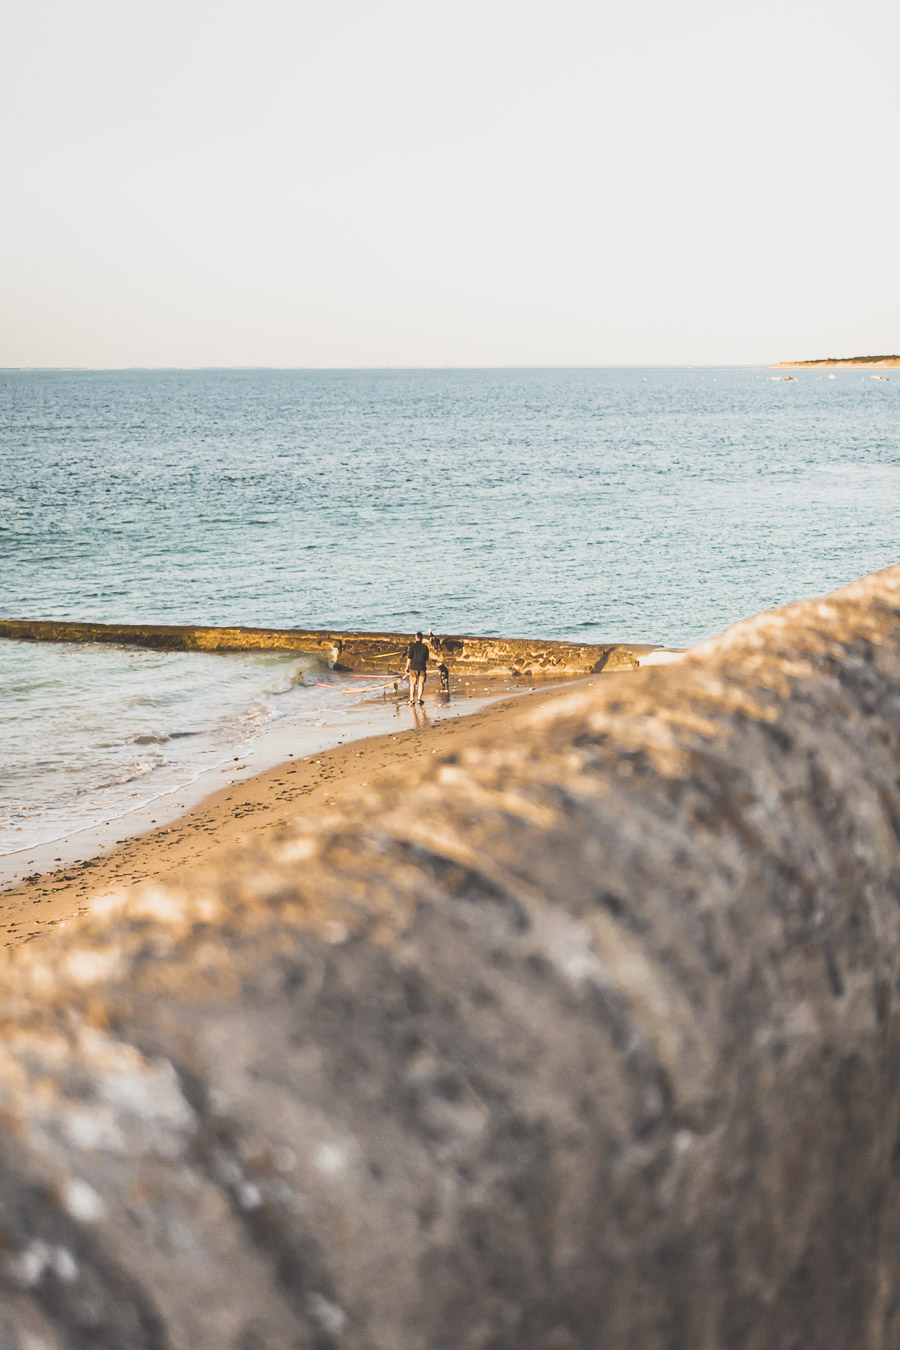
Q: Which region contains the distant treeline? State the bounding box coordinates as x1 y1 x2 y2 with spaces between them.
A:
822 354 900 363
805 354 900 364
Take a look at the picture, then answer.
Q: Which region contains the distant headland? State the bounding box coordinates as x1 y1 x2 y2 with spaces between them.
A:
770 354 900 369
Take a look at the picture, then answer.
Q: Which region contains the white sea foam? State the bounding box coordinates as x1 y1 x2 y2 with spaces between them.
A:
0 642 366 856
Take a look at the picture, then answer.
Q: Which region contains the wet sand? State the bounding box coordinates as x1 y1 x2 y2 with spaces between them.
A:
0 675 606 949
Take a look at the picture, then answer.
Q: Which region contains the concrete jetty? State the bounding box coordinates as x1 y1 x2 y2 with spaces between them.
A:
0 617 647 675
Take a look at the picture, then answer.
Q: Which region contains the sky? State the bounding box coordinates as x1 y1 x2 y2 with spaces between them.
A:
2 0 898 368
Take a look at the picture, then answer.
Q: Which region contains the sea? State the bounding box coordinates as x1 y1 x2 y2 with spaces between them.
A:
2 366 898 859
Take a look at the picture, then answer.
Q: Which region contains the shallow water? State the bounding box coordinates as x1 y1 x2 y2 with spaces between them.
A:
2 365 898 852
0 640 385 855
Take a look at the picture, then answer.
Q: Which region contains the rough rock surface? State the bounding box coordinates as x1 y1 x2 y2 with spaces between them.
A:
3 565 900 1349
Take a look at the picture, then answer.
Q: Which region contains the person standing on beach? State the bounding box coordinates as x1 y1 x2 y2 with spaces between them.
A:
404 631 429 705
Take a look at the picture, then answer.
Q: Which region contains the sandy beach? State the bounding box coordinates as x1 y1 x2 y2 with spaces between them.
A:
0 673 606 951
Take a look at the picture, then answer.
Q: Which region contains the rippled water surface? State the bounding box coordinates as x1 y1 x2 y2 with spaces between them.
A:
2 366 898 852
4 366 898 643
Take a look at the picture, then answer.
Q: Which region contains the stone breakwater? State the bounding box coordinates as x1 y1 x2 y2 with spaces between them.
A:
3 565 900 1347
0 618 644 677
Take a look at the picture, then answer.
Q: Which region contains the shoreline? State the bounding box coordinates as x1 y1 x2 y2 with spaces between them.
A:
769 359 900 370
0 673 500 888
0 673 607 947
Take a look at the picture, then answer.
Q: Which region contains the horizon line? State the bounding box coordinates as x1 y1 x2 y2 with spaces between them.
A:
0 362 777 373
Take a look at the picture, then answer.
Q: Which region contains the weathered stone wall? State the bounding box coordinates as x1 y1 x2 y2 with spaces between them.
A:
0 618 643 675
2 565 900 1348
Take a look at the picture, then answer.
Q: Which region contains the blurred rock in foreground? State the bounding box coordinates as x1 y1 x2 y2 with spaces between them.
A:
2 564 900 1349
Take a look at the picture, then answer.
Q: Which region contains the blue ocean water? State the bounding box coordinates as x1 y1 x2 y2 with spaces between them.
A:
1 366 898 854
4 366 898 643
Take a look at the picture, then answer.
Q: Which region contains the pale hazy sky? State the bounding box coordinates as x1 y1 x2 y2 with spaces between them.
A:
3 0 898 367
